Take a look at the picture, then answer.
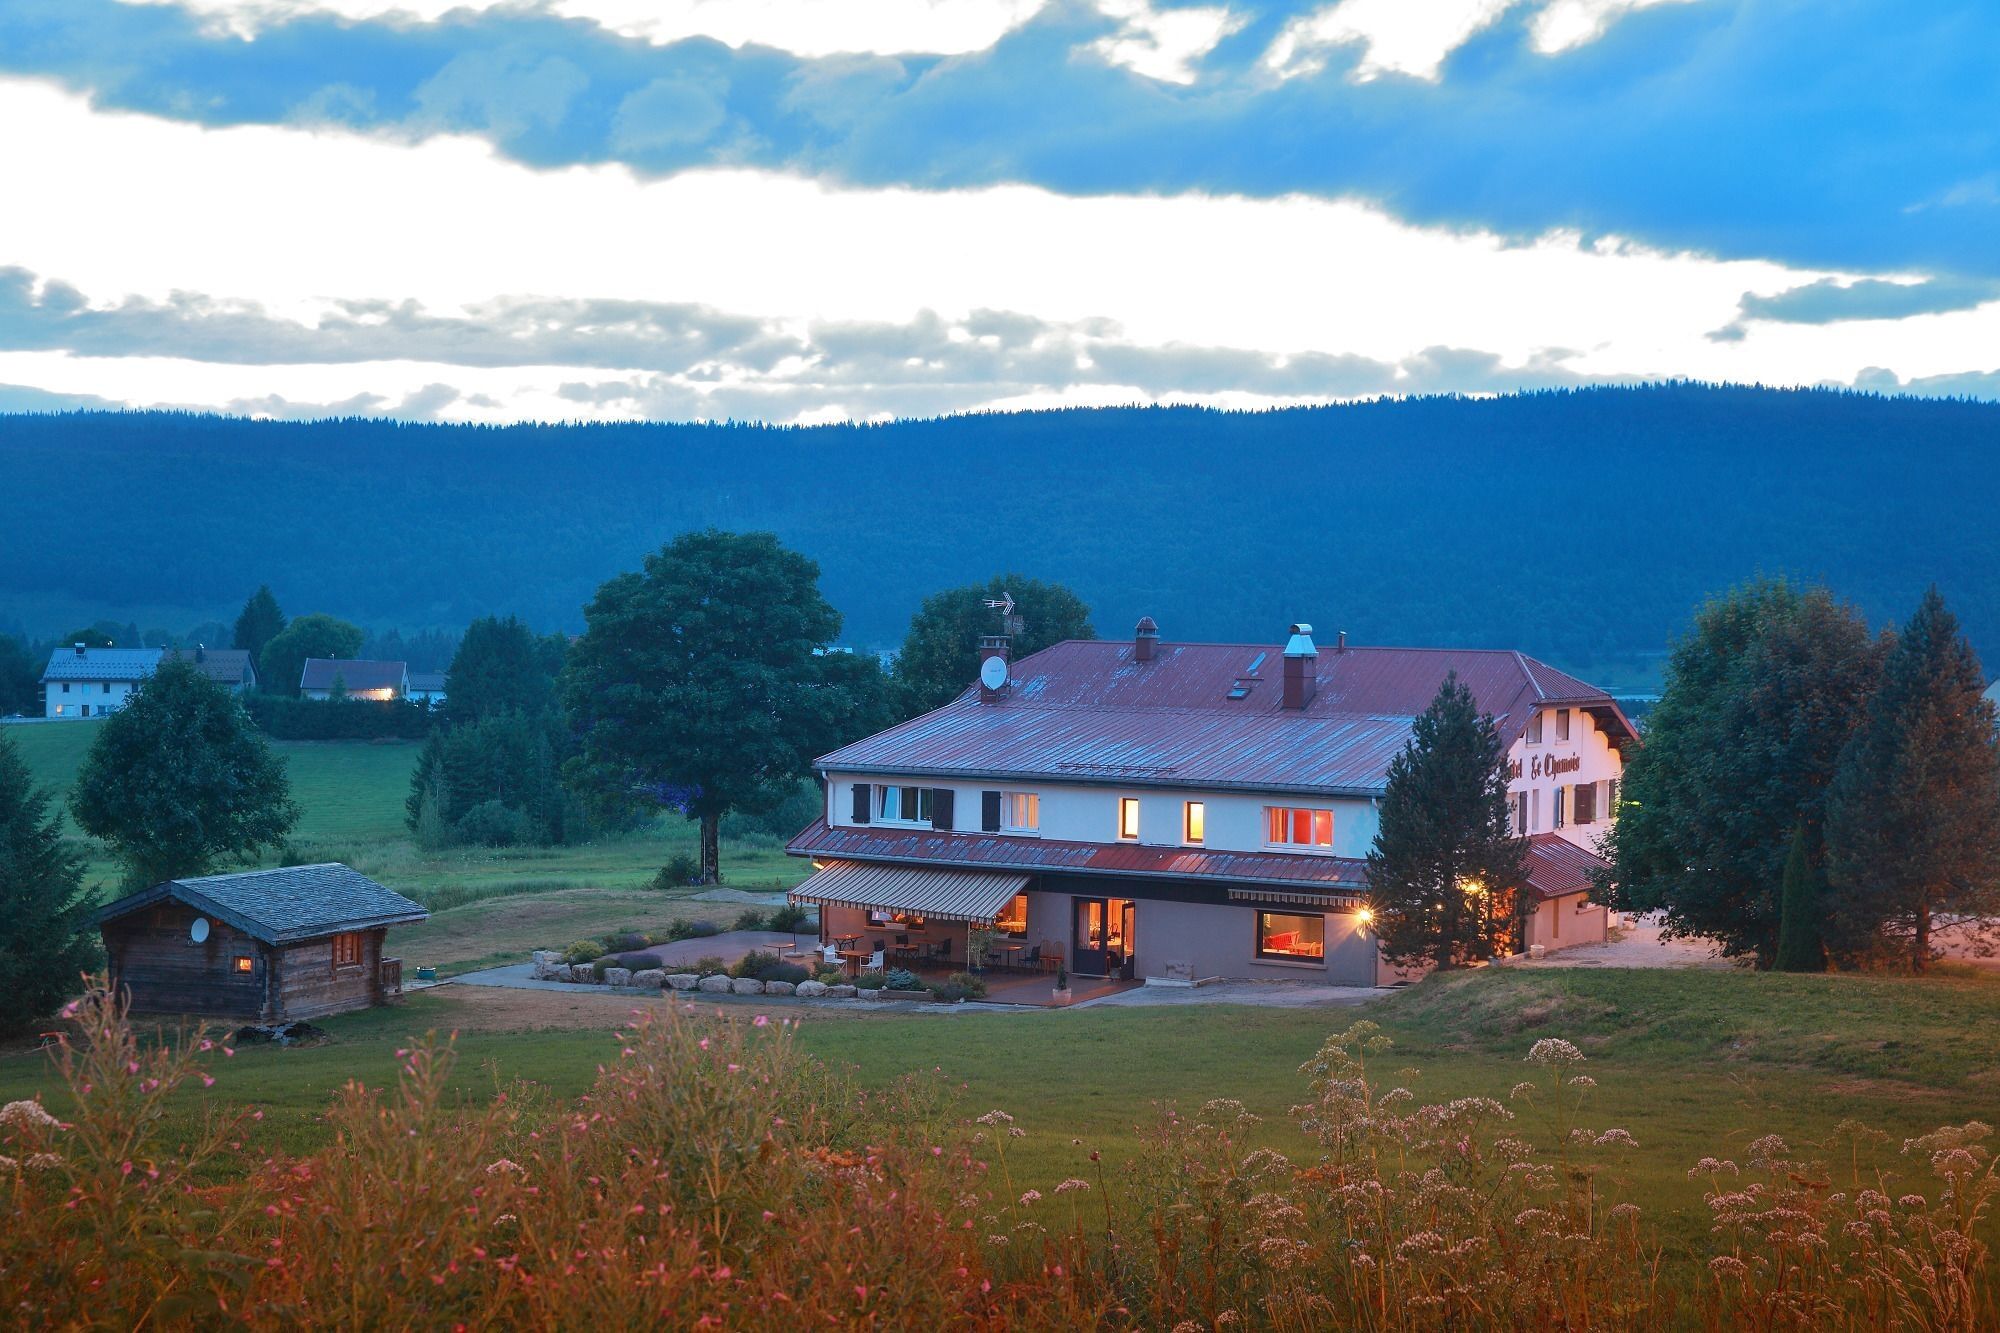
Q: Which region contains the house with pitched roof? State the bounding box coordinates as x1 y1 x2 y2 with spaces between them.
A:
38 644 162 718
788 620 1637 988
299 657 408 701
162 645 258 693
96 864 427 1021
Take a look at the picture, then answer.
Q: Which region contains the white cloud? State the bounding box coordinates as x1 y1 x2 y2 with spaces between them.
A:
1090 0 1247 85
1264 0 1697 82
0 77 1991 420
111 0 1051 56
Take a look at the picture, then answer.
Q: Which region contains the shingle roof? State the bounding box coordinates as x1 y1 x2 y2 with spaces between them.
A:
40 648 162 683
300 658 406 692
819 639 1635 796
162 647 256 685
789 818 1370 891
96 863 428 944
1523 833 1610 902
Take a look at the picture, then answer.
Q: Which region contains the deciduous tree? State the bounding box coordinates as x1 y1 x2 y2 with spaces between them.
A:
1825 587 2000 970
257 613 363 697
0 731 99 1032
1366 673 1529 969
71 659 299 886
893 575 1095 715
559 530 857 883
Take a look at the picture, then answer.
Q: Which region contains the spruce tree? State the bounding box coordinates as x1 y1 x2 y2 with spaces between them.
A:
1773 822 1825 972
1366 673 1530 969
232 585 287 663
0 732 99 1032
1825 588 2000 971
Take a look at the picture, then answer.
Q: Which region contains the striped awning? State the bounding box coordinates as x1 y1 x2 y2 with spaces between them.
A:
1227 885 1365 910
789 860 1029 924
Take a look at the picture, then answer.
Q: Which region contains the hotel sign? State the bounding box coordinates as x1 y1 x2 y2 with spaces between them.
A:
1509 754 1583 780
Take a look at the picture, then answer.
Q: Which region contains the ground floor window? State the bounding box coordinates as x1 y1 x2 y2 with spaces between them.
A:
332 932 363 968
233 955 254 974
1255 911 1326 962
996 893 1029 936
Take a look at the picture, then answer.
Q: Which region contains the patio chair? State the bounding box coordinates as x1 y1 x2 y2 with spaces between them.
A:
1040 944 1063 973
929 939 951 964
820 943 840 967
864 949 885 973
1023 944 1042 970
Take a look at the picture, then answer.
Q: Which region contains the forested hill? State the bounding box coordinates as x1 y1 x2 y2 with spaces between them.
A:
3 384 1997 682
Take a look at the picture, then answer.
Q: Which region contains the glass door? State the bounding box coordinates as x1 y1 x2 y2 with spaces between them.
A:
1072 897 1110 975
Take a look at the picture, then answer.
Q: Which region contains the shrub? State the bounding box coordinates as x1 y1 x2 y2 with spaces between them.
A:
930 981 970 1003
561 939 602 965
813 966 844 985
732 950 782 980
452 799 532 848
609 952 655 971
690 955 727 977
665 918 722 942
763 963 810 986
732 909 768 932
944 971 987 1000
768 902 811 933
854 972 886 990
603 930 650 954
651 852 701 891
883 968 922 992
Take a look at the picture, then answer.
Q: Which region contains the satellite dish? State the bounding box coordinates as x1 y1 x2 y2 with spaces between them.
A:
190 917 210 943
979 656 1008 691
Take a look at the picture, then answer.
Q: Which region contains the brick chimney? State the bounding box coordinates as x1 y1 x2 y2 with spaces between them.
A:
1281 623 1318 709
1133 615 1160 663
977 635 1011 702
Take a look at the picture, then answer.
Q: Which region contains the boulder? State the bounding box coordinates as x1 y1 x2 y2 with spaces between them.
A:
665 973 701 991
531 959 563 981
823 985 856 999
631 969 665 989
564 964 595 983
730 977 764 995
860 986 898 1001
762 980 796 996
603 967 634 989
794 980 828 998
531 950 563 966
697 975 733 994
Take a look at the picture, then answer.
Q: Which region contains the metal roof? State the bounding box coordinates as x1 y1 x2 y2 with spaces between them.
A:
789 818 1370 890
299 658 407 692
789 859 1028 924
40 648 162 683
96 863 428 945
820 639 1634 796
161 647 256 686
1523 834 1609 902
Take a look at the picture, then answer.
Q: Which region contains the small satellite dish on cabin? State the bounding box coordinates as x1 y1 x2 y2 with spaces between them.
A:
979 656 1008 691
190 917 211 943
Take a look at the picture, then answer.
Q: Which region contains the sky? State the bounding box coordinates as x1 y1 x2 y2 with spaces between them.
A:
1 0 1995 423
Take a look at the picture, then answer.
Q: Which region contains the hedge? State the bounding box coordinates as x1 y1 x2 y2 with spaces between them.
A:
243 694 436 740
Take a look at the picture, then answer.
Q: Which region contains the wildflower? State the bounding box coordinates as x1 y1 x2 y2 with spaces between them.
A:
1525 1038 1585 1068
1708 1256 1748 1278
753 1015 769 1027
986 1234 1009 1247
1508 1081 1537 1101
975 1110 1015 1125
1594 1128 1639 1148
485 1159 524 1175
1899 1194 1927 1209
0 1101 61 1131
0 1156 15 1171
1054 1178 1091 1194
1008 1126 1026 1138
1019 1190 1041 1205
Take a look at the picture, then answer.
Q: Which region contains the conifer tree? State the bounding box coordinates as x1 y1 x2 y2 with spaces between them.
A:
1773 822 1825 972
1367 673 1530 969
1825 587 2000 970
0 731 99 1032
232 585 287 663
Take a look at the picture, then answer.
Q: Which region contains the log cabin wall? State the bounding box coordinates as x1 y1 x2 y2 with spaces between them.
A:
104 902 272 1019
273 928 386 1020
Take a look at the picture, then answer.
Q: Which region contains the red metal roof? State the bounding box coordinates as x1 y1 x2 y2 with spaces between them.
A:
787 818 1369 891
1523 833 1610 901
819 639 1635 796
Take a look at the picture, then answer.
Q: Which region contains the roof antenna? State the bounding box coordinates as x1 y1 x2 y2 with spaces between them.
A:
982 589 1023 639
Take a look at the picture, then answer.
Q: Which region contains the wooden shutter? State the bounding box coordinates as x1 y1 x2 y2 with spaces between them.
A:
931 788 955 830
1574 782 1596 825
851 783 871 824
982 791 1002 832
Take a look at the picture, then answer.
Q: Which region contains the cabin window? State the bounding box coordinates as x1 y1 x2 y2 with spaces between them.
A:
1255 912 1326 962
233 955 254 974
1183 801 1205 845
1555 708 1571 741
1525 710 1543 744
1003 792 1039 832
1265 806 1333 848
1117 797 1140 840
331 932 363 969
996 893 1029 937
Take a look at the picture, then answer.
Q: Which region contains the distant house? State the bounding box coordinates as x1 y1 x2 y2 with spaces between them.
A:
96 863 428 1021
406 670 447 706
38 644 162 718
162 645 258 694
300 658 408 701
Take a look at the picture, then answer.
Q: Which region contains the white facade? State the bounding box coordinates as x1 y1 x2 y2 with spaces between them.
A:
1505 705 1623 856
45 676 144 718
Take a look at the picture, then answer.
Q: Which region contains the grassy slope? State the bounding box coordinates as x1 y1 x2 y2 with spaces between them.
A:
3 967 1994 1262
5 721 808 914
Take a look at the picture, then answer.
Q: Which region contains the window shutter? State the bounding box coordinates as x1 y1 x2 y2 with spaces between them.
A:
931 788 955 830
981 791 1002 832
1554 786 1567 829
851 784 871 824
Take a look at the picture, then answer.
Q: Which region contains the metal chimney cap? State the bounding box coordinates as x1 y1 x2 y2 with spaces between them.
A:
1135 616 1159 634
1283 624 1317 657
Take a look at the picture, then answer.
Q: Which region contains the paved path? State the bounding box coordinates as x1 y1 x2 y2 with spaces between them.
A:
1500 915 1739 970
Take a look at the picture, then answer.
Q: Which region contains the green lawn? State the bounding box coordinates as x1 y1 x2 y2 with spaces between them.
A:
4 720 809 912
4 966 1994 1265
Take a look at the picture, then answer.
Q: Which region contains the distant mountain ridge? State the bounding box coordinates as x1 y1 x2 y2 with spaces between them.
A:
2 385 1996 679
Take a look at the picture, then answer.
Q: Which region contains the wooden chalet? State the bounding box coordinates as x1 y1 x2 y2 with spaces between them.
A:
97 864 427 1022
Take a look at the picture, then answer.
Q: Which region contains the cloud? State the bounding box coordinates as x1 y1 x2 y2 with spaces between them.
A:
1736 276 2000 326
1090 1 1246 85
1853 365 2000 400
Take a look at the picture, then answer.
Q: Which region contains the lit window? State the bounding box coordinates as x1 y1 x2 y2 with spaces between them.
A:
1525 711 1543 744
1117 797 1140 840
233 955 254 974
1183 801 1205 845
1265 806 1333 848
331 932 363 969
1004 792 1039 831
996 893 1029 937
1255 912 1326 962
1555 708 1571 741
